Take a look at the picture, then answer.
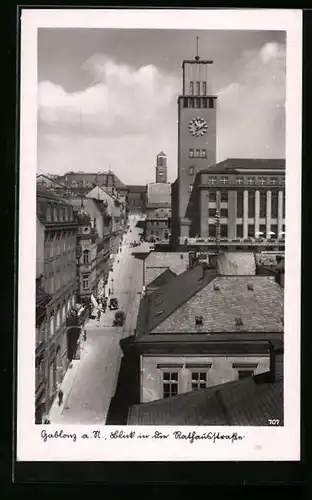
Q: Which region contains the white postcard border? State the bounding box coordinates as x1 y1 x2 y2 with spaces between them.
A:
17 8 302 462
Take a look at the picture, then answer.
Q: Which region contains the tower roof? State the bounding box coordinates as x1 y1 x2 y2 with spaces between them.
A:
157 151 166 157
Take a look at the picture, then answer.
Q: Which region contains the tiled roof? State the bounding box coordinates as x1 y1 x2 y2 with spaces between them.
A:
128 358 283 426
136 264 218 337
145 252 189 276
59 171 127 189
199 158 285 175
146 268 177 289
37 185 66 202
217 252 256 275
152 275 283 334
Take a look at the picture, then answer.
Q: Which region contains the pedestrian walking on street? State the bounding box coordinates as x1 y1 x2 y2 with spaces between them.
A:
83 329 87 341
58 389 64 406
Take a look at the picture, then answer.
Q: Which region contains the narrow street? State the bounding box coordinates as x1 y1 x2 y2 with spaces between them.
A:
49 216 143 425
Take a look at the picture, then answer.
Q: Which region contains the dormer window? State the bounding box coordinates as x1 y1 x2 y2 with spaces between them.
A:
213 283 220 292
195 315 203 327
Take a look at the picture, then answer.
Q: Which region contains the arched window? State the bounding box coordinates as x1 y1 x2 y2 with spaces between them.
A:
83 250 90 264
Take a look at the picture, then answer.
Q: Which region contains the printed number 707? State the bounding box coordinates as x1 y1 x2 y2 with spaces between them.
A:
268 419 280 425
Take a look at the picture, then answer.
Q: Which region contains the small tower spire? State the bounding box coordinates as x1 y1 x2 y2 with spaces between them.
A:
195 36 200 61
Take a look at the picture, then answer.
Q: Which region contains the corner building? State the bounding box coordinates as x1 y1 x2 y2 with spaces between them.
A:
175 58 217 240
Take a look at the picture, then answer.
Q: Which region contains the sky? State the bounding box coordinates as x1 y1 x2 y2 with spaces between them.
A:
38 29 286 185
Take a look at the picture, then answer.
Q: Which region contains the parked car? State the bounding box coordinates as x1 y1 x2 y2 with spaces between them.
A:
109 297 119 310
113 310 126 327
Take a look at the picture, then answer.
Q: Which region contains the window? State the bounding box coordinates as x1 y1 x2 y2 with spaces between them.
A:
209 191 216 201
82 274 89 290
248 224 254 237
189 98 194 108
220 208 228 217
248 191 255 217
236 224 243 238
236 176 244 185
191 371 209 391
195 149 200 158
195 97 200 108
183 97 188 108
188 166 195 175
195 315 203 327
237 191 243 217
280 177 285 185
196 81 200 95
189 81 194 95
238 370 254 380
200 149 207 158
83 249 90 264
248 177 255 185
271 224 278 238
269 177 278 186
202 82 207 95
208 176 217 185
220 224 228 237
260 191 267 218
209 97 214 109
189 149 194 158
260 224 266 235
209 224 216 237
163 372 179 398
209 208 216 217
188 185 193 193
258 176 267 186
220 176 228 185
271 191 278 218
220 191 228 202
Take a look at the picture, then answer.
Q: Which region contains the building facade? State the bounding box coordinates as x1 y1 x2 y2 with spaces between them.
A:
145 182 172 243
127 185 147 214
134 261 283 404
183 158 285 251
155 151 168 183
171 57 217 242
36 187 78 423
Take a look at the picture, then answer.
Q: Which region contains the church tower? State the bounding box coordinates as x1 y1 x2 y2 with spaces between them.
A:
155 151 168 183
177 40 217 239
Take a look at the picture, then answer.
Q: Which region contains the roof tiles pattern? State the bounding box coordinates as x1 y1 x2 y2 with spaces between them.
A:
152 276 283 334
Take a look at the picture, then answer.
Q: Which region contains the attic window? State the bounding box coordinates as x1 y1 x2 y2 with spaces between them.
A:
235 317 244 330
213 283 220 292
195 315 204 327
247 283 254 291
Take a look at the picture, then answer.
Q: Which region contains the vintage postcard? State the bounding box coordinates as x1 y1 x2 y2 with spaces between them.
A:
17 8 302 462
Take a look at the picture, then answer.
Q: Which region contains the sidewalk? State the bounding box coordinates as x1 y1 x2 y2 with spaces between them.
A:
49 359 81 424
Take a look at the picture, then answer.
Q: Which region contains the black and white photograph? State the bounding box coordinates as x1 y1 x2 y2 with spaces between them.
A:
17 9 301 462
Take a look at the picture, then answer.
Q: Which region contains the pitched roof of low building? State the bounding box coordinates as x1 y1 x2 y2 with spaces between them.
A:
128 357 283 426
145 252 189 276
146 268 177 289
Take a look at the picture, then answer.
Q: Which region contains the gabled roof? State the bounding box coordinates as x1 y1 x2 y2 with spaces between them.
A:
145 252 189 276
136 264 218 337
157 151 166 157
199 158 285 175
146 268 177 289
128 359 283 426
151 275 284 334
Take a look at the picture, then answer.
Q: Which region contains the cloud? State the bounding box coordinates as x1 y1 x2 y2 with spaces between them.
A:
38 42 286 183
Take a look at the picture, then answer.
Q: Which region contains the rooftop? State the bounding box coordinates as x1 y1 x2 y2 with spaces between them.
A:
128 354 283 426
136 263 284 336
146 268 177 290
199 158 285 175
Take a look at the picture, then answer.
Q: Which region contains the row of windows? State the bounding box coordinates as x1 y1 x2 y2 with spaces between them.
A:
45 235 76 260
46 204 74 222
47 294 76 338
189 81 207 96
208 223 286 239
183 96 215 109
162 365 256 398
237 190 285 219
207 176 285 186
189 149 207 158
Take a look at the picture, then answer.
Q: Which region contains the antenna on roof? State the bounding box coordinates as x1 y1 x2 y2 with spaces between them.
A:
195 36 200 61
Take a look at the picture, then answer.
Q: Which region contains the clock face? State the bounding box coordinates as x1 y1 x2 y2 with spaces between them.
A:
188 117 208 137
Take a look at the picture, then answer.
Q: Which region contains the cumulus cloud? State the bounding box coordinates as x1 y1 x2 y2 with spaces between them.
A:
38 42 286 183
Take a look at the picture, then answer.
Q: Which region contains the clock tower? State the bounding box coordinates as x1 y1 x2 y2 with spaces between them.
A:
177 52 217 238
